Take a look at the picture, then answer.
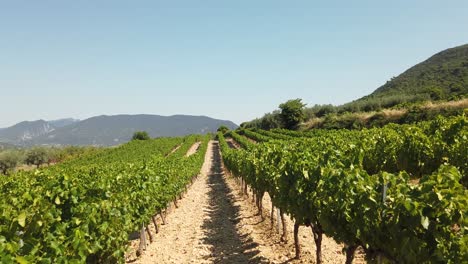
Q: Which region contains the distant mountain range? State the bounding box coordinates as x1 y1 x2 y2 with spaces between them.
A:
0 115 237 146
48 118 80 128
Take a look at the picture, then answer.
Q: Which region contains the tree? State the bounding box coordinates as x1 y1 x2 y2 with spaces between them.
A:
429 87 444 100
0 150 22 175
132 131 150 141
279 98 306 129
45 148 61 165
25 147 49 168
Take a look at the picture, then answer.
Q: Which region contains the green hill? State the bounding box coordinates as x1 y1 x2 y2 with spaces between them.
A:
342 44 468 112
242 44 468 130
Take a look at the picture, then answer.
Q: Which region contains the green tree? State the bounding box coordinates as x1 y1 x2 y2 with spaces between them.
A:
0 150 22 175
260 111 282 130
25 147 49 168
279 98 306 129
429 87 444 100
132 131 150 141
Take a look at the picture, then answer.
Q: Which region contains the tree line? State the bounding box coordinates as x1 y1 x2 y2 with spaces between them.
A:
0 146 99 175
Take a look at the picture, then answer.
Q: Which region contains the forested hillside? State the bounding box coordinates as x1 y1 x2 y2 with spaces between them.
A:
342 44 468 112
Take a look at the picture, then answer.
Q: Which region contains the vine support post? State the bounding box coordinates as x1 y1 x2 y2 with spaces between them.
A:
377 183 388 264
244 179 248 197
276 208 281 233
270 205 275 228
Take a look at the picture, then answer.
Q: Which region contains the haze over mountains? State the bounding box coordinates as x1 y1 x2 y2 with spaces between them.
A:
0 115 237 147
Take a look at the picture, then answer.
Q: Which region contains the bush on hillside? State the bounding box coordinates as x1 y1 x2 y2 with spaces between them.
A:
132 131 151 141
279 98 306 130
25 147 49 168
0 151 22 175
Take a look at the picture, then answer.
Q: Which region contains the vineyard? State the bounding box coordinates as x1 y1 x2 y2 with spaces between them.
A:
0 115 466 264
0 135 210 263
219 115 467 264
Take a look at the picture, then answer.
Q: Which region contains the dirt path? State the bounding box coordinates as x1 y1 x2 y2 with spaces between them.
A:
166 144 182 156
132 141 214 263
131 141 361 263
185 141 202 157
133 140 265 263
225 138 241 149
244 136 257 144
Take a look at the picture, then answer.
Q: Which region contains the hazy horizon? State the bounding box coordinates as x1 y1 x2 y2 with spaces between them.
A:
2 1 468 127
0 114 239 128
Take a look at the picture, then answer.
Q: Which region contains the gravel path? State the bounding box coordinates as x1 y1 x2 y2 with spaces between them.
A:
185 142 202 157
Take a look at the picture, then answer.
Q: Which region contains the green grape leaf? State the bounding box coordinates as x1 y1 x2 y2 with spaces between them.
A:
55 196 61 205
16 256 29 264
421 216 429 230
18 212 26 227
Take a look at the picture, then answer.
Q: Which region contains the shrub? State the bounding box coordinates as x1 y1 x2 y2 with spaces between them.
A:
132 131 150 141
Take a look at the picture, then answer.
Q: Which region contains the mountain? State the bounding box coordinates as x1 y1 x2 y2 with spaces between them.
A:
342 44 468 111
0 120 55 145
0 115 237 146
48 118 80 128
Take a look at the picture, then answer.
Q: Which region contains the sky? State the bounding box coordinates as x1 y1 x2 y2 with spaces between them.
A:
1 0 468 127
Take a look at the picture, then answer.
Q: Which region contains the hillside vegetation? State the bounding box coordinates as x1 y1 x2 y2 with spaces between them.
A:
342 44 468 112
243 44 468 130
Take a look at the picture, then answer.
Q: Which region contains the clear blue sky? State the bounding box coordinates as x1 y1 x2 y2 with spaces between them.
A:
1 0 467 127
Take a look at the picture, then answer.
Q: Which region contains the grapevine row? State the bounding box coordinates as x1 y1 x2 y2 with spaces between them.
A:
219 115 467 263
0 135 210 263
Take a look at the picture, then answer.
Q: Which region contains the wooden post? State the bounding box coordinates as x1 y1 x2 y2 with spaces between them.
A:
271 205 275 228
277 208 281 233
244 180 248 197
